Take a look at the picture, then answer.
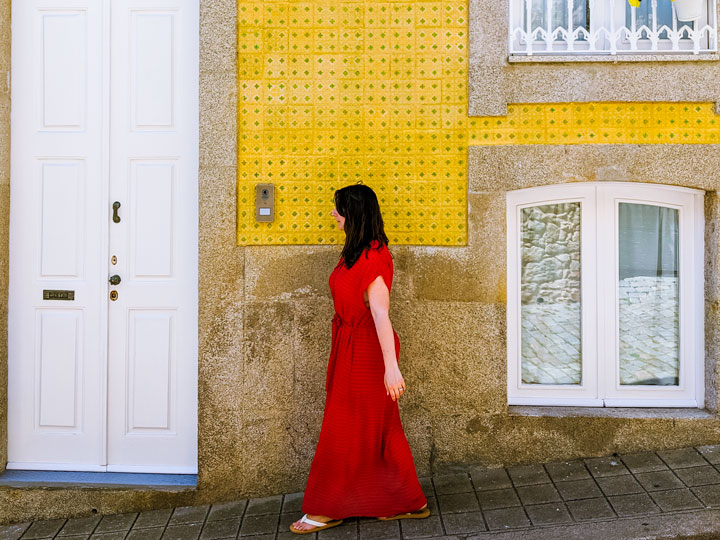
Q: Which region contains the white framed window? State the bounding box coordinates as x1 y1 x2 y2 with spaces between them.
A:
509 0 717 55
507 183 704 407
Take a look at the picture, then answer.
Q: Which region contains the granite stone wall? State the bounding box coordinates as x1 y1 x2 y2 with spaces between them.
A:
0 0 10 472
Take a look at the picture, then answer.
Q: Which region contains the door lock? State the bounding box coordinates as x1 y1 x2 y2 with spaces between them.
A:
109 274 121 285
110 290 118 301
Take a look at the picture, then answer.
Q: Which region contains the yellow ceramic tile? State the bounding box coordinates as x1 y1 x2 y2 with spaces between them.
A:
416 2 443 27
237 0 720 246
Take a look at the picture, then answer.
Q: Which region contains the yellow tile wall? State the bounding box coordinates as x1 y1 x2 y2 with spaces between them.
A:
236 1 720 246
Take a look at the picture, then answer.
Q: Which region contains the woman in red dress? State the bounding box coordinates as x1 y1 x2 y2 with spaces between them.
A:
290 184 429 534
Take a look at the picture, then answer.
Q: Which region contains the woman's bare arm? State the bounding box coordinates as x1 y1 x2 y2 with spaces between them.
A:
367 275 406 401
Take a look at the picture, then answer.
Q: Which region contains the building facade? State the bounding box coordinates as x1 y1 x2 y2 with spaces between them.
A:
1 0 720 524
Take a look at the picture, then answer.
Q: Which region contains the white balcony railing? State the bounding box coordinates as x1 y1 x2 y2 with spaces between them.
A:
509 0 717 55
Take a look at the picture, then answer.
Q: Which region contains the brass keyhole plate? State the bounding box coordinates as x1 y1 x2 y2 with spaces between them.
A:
111 255 117 265
110 290 118 301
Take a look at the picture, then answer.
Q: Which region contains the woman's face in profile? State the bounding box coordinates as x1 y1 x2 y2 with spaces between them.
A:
331 207 346 231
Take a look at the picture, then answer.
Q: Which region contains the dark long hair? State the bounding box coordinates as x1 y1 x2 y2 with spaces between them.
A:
334 184 389 268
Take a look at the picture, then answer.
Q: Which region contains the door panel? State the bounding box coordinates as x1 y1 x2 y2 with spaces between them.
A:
38 10 87 130
106 0 198 473
9 0 105 469
128 310 174 431
131 161 175 278
40 161 84 277
37 310 82 429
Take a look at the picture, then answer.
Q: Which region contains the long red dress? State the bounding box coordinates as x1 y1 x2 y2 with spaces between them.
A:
301 241 427 519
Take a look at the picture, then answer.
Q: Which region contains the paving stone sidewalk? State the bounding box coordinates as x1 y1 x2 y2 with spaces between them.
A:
5 445 720 540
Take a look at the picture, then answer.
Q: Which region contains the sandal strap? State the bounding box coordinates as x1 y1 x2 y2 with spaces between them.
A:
300 514 328 527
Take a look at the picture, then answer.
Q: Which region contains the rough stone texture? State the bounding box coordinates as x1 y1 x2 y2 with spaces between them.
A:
468 0 720 116
0 0 9 474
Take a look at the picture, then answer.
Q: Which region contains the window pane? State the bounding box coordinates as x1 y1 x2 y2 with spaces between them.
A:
618 203 679 386
520 203 581 385
625 1 674 28
524 0 588 36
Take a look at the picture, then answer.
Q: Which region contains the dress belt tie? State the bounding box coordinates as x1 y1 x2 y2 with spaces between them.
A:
326 314 374 393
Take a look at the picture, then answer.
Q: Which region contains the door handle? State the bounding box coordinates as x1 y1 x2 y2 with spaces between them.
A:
109 275 121 286
112 201 121 223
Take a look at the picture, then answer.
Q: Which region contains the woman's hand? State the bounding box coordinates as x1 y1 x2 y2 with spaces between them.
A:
384 364 406 401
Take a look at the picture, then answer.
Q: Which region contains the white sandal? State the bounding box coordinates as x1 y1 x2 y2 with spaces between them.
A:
289 514 343 534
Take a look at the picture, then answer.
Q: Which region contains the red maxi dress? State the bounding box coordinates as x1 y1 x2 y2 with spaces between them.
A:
301 241 427 519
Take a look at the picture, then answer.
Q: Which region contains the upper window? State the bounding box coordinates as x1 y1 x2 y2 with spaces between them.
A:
509 0 718 55
507 183 704 407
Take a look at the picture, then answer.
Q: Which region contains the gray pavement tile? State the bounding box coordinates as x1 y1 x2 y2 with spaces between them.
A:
432 473 473 495
515 483 561 505
426 497 439 515
358 519 399 540
584 456 629 478
207 501 247 522
692 484 720 507
608 493 661 516
650 488 704 512
697 444 720 464
634 470 684 491
524 503 573 526
278 513 298 532
90 532 126 540
658 447 707 469
674 465 720 487
53 536 89 540
239 514 278 537
470 468 512 491
126 528 164 540
441 511 487 535
95 514 138 533
483 507 531 530
544 460 591 482
161 523 202 540
0 523 30 540
317 519 357 540
507 464 550 487
134 510 172 529
597 475 645 496
566 497 616 521
437 492 480 514
245 495 283 516
169 506 210 526
400 515 445 538
199 518 240 540
251 535 278 540
619 452 668 474
58 517 101 536
477 488 521 510
281 492 304 515
418 477 433 494
23 519 66 539
555 479 603 501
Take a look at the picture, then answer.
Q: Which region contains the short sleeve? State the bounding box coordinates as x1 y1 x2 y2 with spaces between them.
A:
359 245 393 294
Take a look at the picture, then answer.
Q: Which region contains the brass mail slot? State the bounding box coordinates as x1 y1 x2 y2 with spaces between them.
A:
43 290 75 301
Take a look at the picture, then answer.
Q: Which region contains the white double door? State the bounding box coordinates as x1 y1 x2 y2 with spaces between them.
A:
8 0 198 473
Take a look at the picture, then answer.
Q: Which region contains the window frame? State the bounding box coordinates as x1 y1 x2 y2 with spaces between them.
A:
508 0 717 55
506 182 705 408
